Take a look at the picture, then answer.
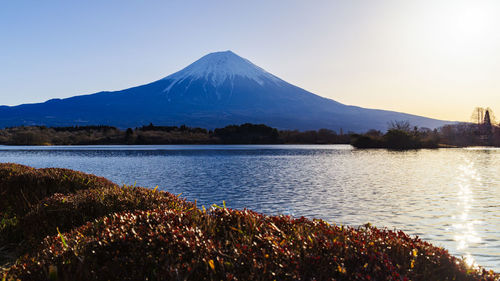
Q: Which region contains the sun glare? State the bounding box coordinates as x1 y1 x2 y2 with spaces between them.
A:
431 2 494 54
450 5 489 36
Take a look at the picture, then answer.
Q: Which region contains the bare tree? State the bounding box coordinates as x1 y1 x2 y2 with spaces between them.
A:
388 120 411 132
471 107 484 125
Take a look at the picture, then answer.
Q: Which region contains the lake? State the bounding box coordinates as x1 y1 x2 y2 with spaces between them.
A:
0 144 499 271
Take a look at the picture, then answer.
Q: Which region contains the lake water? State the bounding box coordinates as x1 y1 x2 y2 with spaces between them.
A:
0 144 499 271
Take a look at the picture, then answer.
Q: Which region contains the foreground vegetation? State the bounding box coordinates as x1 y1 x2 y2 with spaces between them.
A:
0 123 350 145
0 164 498 280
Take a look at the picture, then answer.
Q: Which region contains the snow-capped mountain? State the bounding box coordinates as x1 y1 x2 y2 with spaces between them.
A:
0 51 450 131
162 50 281 89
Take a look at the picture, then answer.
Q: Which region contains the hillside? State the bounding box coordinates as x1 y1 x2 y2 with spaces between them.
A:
0 51 451 132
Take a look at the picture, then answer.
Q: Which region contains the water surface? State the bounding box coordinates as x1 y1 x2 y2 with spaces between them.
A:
1 144 499 270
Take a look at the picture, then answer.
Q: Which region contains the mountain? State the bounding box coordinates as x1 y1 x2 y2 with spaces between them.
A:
0 51 450 131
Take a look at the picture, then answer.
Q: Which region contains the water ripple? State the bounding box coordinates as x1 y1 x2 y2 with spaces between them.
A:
0 145 499 271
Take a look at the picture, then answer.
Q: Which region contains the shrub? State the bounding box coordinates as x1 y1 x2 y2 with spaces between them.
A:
3 208 498 281
4 209 213 281
0 163 116 217
350 134 384 148
384 129 417 149
2 185 195 252
1 165 498 280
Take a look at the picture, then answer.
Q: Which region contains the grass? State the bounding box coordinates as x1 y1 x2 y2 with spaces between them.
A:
0 163 498 281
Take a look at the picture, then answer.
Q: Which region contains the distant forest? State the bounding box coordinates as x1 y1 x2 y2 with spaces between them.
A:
351 108 500 149
0 123 350 145
1 113 499 148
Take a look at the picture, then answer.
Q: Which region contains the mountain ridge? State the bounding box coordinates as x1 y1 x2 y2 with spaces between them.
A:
0 51 452 131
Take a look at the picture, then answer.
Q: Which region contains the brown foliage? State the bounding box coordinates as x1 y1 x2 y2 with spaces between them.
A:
5 185 194 250
0 163 116 216
1 164 498 280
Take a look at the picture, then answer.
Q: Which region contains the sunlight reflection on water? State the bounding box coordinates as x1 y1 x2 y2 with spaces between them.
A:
453 158 482 268
0 145 499 271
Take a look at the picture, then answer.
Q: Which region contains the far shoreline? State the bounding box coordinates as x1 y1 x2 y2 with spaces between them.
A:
1 122 499 147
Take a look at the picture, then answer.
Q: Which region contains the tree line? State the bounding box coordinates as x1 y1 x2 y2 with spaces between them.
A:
0 123 351 145
2 107 498 147
351 107 500 149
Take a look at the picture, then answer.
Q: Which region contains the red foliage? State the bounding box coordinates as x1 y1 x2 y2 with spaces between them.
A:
1 164 498 280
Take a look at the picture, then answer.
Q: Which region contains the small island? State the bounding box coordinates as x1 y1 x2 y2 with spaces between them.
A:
1 164 497 280
351 111 500 149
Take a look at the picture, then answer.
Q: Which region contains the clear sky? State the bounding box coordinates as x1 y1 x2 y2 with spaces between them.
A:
1 0 499 122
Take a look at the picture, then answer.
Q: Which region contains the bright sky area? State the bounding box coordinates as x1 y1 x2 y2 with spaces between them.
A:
1 0 499 122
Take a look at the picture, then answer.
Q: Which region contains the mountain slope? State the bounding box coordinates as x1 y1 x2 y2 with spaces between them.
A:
0 51 450 131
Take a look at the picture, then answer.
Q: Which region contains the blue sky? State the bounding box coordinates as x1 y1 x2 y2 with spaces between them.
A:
1 0 499 121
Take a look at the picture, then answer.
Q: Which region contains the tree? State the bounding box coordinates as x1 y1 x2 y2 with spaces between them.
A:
484 107 496 124
388 120 411 133
471 107 485 126
484 110 492 127
126 128 134 136
483 109 493 139
384 129 414 149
